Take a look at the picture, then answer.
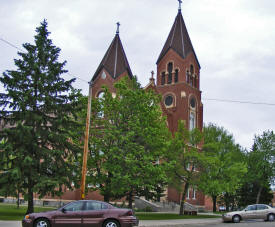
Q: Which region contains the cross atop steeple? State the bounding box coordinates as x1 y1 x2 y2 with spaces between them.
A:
116 22 120 34
178 0 182 12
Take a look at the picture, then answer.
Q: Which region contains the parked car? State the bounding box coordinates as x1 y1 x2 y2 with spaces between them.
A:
219 206 226 212
22 200 139 227
222 204 275 223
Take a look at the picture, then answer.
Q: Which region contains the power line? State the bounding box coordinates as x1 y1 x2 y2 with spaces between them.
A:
0 36 89 84
0 37 24 52
203 98 275 106
2 36 275 106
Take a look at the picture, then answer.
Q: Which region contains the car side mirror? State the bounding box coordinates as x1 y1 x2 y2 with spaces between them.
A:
62 208 66 213
244 209 247 212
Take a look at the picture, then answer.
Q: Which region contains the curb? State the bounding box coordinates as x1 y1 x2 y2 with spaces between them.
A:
138 218 221 227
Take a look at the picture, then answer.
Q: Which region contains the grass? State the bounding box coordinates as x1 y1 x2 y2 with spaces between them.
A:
135 212 220 220
0 203 220 221
0 203 55 221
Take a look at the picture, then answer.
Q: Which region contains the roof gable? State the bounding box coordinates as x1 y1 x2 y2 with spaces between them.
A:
156 11 200 68
92 34 133 81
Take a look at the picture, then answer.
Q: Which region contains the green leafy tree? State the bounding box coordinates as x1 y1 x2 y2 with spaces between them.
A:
166 120 204 215
0 20 82 214
200 123 247 212
250 130 275 203
237 130 275 206
86 77 170 208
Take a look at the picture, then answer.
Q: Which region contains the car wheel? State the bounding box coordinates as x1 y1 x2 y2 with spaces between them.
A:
103 219 120 227
267 214 275 222
232 215 241 223
34 218 50 227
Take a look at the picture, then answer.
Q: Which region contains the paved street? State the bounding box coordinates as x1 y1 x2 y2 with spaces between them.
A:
1 219 275 227
186 220 275 227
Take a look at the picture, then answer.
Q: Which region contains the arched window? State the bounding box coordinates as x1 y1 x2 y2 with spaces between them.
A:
189 97 196 130
194 75 197 88
190 65 194 75
187 188 190 199
97 91 105 118
174 69 179 83
193 188 196 199
161 72 165 85
186 70 190 84
190 65 194 86
167 62 173 84
189 112 195 130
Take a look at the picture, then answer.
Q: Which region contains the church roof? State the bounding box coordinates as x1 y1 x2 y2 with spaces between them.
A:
156 10 200 68
92 33 133 82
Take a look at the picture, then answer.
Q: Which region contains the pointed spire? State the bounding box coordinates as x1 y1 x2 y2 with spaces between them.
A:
92 23 133 81
156 3 200 68
178 0 182 12
116 22 120 34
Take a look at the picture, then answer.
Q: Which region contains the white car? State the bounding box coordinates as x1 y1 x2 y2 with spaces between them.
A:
222 204 275 223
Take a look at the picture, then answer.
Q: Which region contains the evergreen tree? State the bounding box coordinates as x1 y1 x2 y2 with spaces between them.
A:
0 20 82 214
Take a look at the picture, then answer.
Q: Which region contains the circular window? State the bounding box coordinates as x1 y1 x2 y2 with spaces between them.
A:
165 95 174 106
190 97 196 108
97 91 105 99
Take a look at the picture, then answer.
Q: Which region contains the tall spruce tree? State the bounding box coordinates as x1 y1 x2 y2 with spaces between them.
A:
0 20 82 214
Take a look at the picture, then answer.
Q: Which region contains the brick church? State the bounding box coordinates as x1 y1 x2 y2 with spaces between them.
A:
38 2 206 208
88 4 204 207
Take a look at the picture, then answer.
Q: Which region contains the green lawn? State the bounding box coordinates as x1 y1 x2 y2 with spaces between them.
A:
0 203 55 221
0 203 220 221
136 212 220 220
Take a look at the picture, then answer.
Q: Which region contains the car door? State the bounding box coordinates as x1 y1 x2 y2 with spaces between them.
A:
82 201 109 227
53 201 85 227
242 205 257 220
256 204 269 219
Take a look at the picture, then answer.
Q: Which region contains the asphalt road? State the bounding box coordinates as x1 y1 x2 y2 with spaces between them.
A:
187 220 275 227
1 219 274 227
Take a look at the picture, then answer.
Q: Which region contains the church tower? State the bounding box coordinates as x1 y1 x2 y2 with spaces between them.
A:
156 3 203 135
155 2 204 205
91 23 133 98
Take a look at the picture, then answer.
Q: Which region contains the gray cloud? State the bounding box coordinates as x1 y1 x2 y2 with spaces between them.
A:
1 0 274 149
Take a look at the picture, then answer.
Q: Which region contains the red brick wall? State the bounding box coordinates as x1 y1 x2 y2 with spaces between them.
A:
156 49 204 207
92 69 130 98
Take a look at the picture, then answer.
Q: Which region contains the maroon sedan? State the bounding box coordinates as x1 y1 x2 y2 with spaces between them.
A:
22 200 139 227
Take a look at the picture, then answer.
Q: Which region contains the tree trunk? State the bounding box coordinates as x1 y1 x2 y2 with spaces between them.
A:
26 182 34 214
256 185 263 204
104 194 110 203
179 182 189 215
128 191 133 209
225 193 230 212
212 195 217 212
17 190 20 209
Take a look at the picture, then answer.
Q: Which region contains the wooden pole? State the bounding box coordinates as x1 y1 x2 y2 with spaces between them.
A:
80 82 92 199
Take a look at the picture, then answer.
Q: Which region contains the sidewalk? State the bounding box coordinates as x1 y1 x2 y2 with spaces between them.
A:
139 218 221 226
0 221 21 227
0 218 222 227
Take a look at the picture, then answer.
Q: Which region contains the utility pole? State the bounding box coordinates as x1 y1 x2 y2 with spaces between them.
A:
80 81 93 199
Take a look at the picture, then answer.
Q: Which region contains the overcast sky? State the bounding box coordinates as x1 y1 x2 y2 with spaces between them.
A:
1 0 275 150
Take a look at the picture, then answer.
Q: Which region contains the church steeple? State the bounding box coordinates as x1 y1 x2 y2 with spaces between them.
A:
156 7 200 68
92 23 133 82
